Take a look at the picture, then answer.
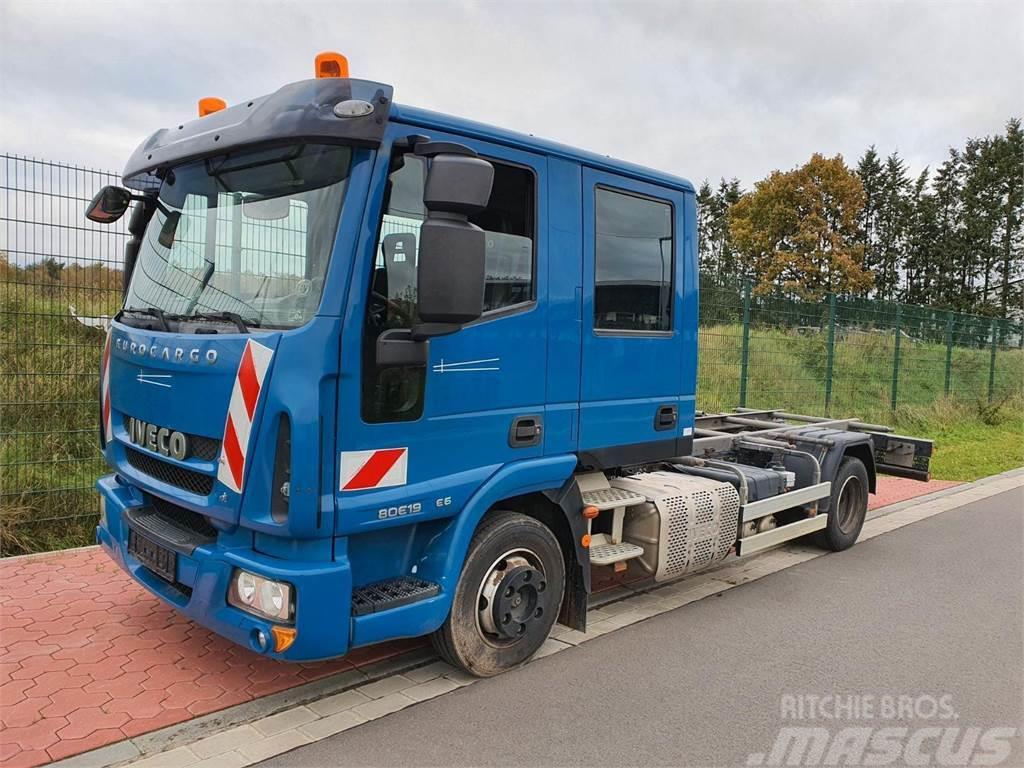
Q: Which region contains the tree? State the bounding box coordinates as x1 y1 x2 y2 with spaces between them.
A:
874 152 911 300
730 154 872 300
930 149 966 309
696 177 744 282
856 146 884 295
994 118 1024 316
696 180 716 276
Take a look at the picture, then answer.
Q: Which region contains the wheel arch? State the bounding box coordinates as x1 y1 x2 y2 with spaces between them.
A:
842 442 877 494
486 484 591 632
418 454 588 630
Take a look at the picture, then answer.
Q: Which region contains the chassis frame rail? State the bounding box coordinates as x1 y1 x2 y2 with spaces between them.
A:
692 408 933 482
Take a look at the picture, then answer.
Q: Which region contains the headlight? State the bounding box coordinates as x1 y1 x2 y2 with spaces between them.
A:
228 569 294 622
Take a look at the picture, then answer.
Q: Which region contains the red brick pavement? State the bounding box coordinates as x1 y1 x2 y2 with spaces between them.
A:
0 476 957 767
0 548 422 767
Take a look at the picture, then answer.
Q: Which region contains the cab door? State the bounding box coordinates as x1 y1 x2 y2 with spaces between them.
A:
578 168 689 466
335 128 548 536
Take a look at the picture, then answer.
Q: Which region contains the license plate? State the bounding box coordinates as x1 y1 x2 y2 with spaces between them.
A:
128 529 176 582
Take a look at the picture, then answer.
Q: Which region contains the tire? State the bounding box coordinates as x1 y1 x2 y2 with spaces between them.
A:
430 511 565 677
816 456 869 551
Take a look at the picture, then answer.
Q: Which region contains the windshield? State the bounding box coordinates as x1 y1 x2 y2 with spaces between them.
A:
124 143 352 329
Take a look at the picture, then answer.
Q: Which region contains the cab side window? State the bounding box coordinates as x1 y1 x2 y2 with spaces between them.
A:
594 187 674 333
361 150 536 423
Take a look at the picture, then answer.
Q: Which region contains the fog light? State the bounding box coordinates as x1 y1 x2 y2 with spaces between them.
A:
228 569 294 622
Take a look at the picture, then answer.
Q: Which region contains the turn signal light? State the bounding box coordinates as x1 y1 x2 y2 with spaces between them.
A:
315 51 349 79
582 505 599 520
198 97 226 117
272 626 298 653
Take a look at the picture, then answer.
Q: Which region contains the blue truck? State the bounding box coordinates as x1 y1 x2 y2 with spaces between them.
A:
88 52 932 676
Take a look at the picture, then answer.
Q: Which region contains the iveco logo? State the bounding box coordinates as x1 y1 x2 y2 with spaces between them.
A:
128 417 189 460
115 337 217 365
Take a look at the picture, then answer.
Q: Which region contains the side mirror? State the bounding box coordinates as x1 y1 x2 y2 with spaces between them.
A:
415 153 494 326
85 185 133 224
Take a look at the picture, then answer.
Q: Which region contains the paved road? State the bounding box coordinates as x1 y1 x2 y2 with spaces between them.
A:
265 488 1023 767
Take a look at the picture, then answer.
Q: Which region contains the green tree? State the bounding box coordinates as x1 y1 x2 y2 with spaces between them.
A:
696 177 744 282
874 152 911 300
855 146 884 295
696 180 716 276
903 168 941 306
994 118 1024 317
730 153 872 300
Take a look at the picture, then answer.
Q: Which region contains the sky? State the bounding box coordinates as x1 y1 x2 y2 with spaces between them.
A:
0 0 1021 189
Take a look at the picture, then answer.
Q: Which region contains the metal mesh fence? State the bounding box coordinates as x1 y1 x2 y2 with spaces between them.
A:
1 155 128 554
2 155 1022 555
698 280 1024 417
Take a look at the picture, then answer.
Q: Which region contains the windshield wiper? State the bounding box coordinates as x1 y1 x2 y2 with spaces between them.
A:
185 311 259 333
118 306 170 332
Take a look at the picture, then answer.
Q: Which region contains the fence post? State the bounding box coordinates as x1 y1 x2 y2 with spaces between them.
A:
824 293 836 415
890 304 902 412
739 279 751 408
944 311 954 396
987 318 998 402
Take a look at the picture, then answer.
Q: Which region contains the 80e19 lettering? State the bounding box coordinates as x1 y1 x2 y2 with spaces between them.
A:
377 502 422 520
376 496 453 520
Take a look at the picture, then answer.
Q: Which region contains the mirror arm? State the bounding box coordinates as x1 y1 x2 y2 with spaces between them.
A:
411 322 461 341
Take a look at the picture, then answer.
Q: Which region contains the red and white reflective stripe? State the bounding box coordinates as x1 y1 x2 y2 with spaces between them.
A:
340 448 408 492
217 339 274 494
100 329 113 443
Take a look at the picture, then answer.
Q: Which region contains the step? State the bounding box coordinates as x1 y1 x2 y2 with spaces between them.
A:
590 540 645 566
581 486 647 511
351 576 440 616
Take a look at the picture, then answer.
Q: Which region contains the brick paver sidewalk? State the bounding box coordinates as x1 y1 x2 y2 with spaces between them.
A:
0 475 957 767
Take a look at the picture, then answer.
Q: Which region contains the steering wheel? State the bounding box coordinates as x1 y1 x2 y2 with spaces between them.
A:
371 291 414 324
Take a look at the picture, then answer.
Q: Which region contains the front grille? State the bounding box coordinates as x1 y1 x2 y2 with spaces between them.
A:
122 416 221 461
150 496 218 539
125 447 214 496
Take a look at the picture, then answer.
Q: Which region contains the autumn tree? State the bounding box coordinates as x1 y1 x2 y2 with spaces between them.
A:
729 154 872 300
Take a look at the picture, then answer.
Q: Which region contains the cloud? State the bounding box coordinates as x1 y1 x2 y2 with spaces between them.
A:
1 0 1020 187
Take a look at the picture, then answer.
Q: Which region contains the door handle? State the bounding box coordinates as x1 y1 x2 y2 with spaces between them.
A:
654 405 677 431
509 415 543 448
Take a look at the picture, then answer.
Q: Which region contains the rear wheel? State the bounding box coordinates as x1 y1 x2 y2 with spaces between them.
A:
816 456 869 551
431 511 565 677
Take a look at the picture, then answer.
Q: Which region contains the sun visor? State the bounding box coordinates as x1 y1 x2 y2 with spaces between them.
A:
123 78 392 190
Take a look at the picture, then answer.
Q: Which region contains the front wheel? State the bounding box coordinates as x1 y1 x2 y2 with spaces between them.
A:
431 511 565 677
816 456 869 551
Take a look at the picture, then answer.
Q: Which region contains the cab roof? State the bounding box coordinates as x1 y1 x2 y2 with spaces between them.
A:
390 103 695 194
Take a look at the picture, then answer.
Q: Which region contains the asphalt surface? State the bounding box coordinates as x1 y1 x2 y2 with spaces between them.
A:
265 488 1023 768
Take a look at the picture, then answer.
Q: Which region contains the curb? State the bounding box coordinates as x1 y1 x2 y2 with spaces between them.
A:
47 467 1024 767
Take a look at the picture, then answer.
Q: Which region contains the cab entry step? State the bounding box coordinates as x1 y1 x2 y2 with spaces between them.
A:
351 576 441 616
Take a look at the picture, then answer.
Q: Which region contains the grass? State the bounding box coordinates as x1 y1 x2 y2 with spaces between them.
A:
2 264 1022 555
888 398 1024 482
697 322 1024 482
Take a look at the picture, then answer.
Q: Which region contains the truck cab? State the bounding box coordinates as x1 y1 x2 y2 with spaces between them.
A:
92 53 930 676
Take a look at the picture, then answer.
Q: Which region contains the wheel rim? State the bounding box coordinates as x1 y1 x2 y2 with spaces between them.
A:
836 474 865 534
476 548 550 646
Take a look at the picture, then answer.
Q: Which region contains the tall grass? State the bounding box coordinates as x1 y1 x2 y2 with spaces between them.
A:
1 259 121 554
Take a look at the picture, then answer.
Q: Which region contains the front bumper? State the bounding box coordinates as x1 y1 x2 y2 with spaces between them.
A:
96 475 352 661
